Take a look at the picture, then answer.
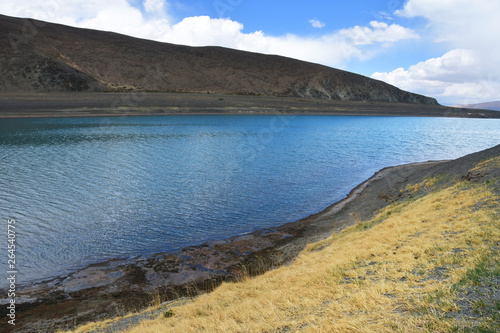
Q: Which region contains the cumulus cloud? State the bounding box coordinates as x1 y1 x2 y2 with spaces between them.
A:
339 21 418 46
157 17 417 67
374 49 480 83
396 0 500 44
309 19 325 29
374 0 500 104
0 0 417 69
372 49 500 104
143 0 166 13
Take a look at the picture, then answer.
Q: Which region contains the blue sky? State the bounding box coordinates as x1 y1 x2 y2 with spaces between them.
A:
1 0 499 105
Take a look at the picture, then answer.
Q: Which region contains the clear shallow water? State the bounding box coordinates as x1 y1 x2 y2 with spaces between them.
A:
0 115 499 288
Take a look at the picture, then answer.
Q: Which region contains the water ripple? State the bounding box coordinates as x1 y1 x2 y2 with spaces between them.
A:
0 115 499 287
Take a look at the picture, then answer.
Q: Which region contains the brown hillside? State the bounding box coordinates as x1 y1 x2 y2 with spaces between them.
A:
0 14 438 104
453 101 500 111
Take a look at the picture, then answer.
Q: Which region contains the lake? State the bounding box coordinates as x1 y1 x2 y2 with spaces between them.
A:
0 115 499 288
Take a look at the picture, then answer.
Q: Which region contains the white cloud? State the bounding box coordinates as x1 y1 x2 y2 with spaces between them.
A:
396 0 500 44
339 21 418 46
375 0 500 104
0 1 418 69
143 0 165 13
403 49 479 82
309 19 325 29
372 49 500 105
159 18 417 68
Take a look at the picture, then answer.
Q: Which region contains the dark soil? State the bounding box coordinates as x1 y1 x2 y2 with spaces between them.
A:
0 92 499 119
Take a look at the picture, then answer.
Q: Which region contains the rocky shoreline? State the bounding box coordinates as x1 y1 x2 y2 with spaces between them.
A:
0 158 447 332
1 93 499 118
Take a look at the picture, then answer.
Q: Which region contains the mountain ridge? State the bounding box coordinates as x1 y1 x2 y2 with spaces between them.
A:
0 14 438 104
451 101 500 111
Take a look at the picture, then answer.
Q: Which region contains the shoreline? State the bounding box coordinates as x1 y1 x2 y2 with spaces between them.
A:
1 92 499 119
0 159 448 332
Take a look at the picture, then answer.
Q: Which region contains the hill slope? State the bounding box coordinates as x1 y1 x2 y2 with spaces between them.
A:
453 101 500 111
0 14 437 104
3 143 499 332
77 144 500 333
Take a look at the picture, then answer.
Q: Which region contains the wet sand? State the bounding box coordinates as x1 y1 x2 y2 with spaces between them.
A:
1 92 499 118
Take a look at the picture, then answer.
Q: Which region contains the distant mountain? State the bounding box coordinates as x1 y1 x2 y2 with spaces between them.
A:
0 14 438 104
451 101 500 111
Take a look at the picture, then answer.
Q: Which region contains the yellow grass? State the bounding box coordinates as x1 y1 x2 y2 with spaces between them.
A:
69 160 500 333
470 155 500 173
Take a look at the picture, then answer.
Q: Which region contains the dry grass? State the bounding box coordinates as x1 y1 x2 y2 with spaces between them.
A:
405 174 443 194
470 155 500 174
68 161 500 333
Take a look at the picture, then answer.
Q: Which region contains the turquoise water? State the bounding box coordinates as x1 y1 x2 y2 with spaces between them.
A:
0 115 499 287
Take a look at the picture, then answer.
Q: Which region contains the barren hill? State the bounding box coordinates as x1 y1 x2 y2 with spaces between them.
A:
0 14 437 104
453 101 500 111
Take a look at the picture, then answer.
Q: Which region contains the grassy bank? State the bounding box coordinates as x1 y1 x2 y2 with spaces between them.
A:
68 156 500 332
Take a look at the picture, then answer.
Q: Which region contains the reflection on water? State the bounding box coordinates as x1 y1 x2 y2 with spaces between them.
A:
0 115 499 287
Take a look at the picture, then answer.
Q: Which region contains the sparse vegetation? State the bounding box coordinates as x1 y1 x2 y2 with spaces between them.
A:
163 310 174 318
66 157 500 332
405 175 444 194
